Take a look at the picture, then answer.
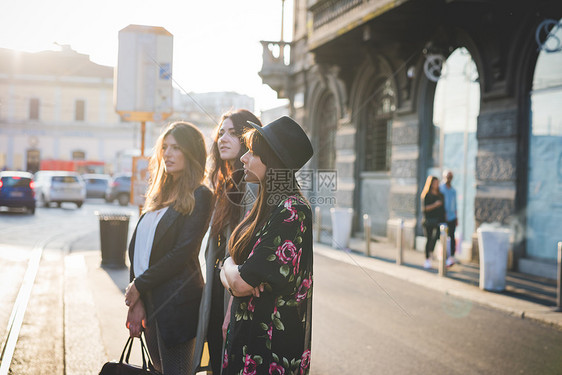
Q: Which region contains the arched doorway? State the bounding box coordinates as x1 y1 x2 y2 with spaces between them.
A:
526 20 562 261
26 149 40 173
431 47 480 257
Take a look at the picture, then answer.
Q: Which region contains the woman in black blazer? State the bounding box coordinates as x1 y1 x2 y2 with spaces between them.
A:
125 121 213 375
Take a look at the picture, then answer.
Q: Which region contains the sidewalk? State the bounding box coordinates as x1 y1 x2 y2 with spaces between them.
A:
63 231 562 374
65 230 211 375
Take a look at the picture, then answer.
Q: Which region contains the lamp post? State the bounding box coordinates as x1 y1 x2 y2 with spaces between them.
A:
281 0 285 42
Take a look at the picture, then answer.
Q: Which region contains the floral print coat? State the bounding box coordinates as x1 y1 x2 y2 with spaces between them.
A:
223 195 313 375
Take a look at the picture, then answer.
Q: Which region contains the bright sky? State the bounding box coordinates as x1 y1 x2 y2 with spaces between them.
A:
0 0 293 113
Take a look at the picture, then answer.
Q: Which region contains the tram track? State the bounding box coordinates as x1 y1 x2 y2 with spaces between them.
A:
0 229 95 375
0 235 52 374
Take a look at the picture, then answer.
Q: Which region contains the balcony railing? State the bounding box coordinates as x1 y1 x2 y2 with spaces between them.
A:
310 0 363 29
307 0 404 49
259 40 291 97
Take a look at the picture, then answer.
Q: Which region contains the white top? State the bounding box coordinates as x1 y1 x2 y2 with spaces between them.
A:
133 206 169 278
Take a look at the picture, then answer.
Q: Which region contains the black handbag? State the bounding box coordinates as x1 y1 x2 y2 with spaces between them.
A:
99 333 161 375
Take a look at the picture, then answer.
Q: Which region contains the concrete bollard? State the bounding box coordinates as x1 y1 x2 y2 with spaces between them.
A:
315 206 321 242
439 224 448 277
556 242 562 312
396 219 404 265
363 214 371 256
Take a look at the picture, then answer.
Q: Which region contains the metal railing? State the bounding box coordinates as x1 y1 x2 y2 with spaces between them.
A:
310 0 363 29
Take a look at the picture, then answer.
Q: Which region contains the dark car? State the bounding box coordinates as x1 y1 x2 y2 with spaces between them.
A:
105 174 131 206
83 173 110 199
0 171 36 214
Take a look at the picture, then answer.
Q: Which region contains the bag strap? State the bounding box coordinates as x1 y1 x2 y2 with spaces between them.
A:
119 337 133 364
119 335 150 370
139 332 158 371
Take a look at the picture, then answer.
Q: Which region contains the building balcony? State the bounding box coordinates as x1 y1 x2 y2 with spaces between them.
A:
308 0 408 49
258 40 291 98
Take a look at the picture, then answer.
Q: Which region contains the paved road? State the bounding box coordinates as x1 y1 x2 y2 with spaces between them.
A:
312 252 562 375
2 202 562 374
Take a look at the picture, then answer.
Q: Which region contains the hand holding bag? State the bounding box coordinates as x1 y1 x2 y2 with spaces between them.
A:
99 333 161 375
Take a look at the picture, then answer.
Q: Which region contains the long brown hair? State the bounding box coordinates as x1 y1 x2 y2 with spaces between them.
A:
143 121 207 215
228 129 303 264
209 109 262 237
420 175 439 200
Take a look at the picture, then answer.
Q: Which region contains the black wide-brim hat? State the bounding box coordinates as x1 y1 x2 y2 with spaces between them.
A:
247 116 313 171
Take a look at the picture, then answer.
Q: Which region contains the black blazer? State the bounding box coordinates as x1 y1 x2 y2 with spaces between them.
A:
128 185 213 346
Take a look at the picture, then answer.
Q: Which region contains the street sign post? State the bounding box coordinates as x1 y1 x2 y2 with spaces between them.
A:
114 24 173 212
114 24 173 123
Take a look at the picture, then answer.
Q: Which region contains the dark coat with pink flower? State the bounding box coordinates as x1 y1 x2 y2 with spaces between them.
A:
223 195 313 375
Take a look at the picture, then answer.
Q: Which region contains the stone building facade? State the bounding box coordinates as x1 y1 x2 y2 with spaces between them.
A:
0 46 258 175
0 46 136 174
259 0 562 278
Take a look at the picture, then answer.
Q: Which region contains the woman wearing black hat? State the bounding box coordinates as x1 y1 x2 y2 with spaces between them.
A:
220 116 314 375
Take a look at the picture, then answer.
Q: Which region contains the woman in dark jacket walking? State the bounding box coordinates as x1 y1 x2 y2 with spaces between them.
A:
125 121 213 375
421 175 445 269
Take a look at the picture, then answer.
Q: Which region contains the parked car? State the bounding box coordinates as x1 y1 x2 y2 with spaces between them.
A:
105 174 131 206
82 173 110 199
0 171 36 214
34 171 86 208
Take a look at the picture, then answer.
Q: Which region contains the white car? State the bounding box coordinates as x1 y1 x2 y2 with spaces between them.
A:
34 171 86 208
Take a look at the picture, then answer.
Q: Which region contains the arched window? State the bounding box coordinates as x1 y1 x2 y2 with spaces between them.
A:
364 79 394 172
432 47 480 251
527 19 562 261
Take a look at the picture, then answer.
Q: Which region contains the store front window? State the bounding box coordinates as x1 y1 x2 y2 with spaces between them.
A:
527 20 562 261
431 47 479 252
364 80 394 172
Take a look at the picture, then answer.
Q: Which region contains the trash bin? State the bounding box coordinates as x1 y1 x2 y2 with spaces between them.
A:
97 212 130 268
330 208 354 249
477 223 511 291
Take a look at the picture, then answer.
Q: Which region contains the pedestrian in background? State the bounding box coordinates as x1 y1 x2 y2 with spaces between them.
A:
440 170 458 266
193 109 262 374
125 121 213 375
421 175 445 269
220 116 314 375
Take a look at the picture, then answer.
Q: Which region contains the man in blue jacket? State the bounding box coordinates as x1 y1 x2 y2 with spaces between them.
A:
440 170 458 266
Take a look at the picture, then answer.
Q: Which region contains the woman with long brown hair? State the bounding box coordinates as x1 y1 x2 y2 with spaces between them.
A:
421 175 445 269
193 109 262 374
220 116 314 375
125 121 213 375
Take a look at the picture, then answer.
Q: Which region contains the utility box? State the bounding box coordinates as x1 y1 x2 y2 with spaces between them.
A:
330 208 354 250
115 24 173 122
477 224 511 291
